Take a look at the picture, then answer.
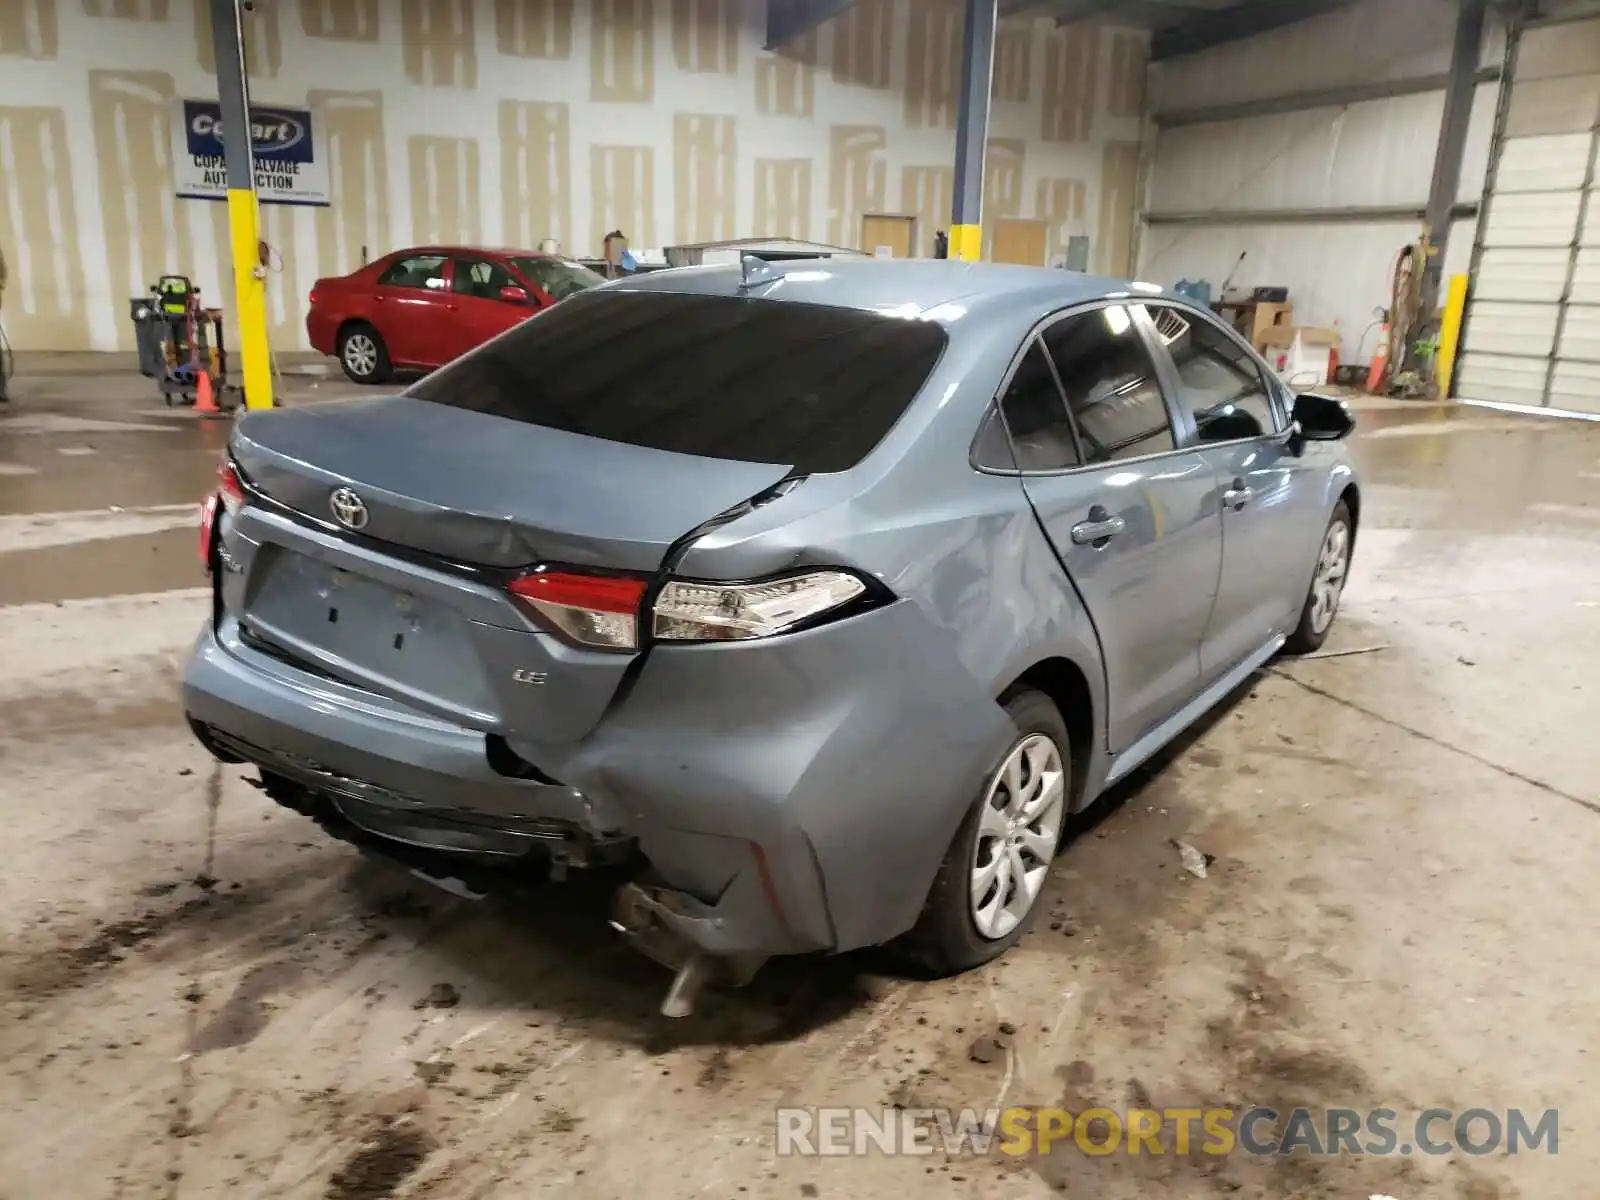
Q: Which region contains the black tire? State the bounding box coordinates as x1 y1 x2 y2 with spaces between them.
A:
900 688 1071 976
1284 499 1353 655
337 322 391 385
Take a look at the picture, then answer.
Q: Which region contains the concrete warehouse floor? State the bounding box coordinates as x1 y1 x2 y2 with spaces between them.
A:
0 359 1597 1200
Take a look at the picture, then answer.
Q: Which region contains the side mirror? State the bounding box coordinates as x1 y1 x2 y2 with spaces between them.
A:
498 285 532 305
1292 393 1355 441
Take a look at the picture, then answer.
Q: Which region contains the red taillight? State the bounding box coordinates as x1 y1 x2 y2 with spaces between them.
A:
308 287 318 306
508 570 647 651
200 458 247 569
217 458 246 517
198 493 219 567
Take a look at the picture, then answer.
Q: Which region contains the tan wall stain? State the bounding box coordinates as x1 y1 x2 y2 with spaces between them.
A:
1035 176 1086 264
89 70 181 352
755 35 816 118
195 0 282 77
903 1 959 131
591 145 655 250
1042 23 1097 142
494 0 572 59
754 158 811 240
673 114 736 244
993 23 1031 103
984 137 1026 218
409 136 482 246
300 0 380 41
826 124 886 248
402 0 477 88
82 0 168 19
500 99 570 249
902 164 954 256
1096 140 1138 276
591 0 654 103
671 0 737 76
308 89 390 280
830 0 891 90
1105 30 1146 119
0 0 59 58
0 106 88 348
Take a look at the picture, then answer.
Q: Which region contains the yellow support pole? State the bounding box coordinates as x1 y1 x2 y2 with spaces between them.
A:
212 0 274 410
949 225 984 263
1437 272 1469 399
227 188 273 409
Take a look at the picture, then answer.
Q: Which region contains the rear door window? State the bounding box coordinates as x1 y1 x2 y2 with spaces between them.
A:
1151 305 1282 441
377 255 449 292
405 291 949 473
996 340 1080 471
452 257 516 299
1040 306 1177 464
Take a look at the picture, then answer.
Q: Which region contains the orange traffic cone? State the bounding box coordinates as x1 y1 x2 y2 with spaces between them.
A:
194 369 220 415
1365 323 1390 394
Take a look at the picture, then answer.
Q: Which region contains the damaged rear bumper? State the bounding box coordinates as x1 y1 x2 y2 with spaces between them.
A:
182 598 1013 963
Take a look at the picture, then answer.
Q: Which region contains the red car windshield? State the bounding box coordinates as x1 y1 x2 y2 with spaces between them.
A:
509 257 605 301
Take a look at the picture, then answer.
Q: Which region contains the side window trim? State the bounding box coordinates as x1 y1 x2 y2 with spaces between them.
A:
972 299 1199 476
1144 299 1287 439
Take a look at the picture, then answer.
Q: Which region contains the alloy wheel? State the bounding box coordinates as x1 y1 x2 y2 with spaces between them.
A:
1310 519 1350 635
969 732 1066 940
344 334 378 378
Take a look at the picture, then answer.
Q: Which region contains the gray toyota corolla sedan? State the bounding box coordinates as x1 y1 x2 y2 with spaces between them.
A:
184 259 1357 1015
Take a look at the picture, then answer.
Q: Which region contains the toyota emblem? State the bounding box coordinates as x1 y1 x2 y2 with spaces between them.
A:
329 487 369 530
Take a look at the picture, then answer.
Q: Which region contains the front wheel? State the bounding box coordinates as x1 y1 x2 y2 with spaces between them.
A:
901 688 1070 975
338 323 391 384
1285 500 1353 654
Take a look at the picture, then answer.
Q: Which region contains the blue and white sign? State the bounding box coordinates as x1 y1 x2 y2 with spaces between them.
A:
174 99 330 207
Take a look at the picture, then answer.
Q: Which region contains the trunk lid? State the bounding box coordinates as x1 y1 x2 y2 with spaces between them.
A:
230 396 793 572
220 396 791 744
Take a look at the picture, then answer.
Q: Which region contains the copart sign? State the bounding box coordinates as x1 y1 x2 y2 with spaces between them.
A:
174 100 330 207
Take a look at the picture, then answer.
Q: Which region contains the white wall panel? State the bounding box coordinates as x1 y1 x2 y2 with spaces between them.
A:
1494 133 1594 192
1148 87 1496 213
1550 360 1600 414
1457 15 1600 412
1560 305 1600 362
1481 191 1586 247
1138 217 1475 354
1463 300 1562 356
1141 0 1506 363
1474 247 1571 302
1151 0 1503 113
1456 353 1549 406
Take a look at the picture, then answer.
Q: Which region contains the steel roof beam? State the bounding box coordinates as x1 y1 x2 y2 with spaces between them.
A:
1151 0 1354 60
765 0 857 50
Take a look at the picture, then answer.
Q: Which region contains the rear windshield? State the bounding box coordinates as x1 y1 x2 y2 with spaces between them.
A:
405 290 949 473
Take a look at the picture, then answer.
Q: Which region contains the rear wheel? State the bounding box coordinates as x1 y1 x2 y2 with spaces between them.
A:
1285 500 1352 654
338 323 391 384
902 689 1069 974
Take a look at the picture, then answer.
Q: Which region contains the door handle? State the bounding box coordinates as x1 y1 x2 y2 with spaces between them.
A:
1223 477 1254 511
1071 509 1126 546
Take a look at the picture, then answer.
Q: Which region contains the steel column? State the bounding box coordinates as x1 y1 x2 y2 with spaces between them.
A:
1420 0 1489 321
950 0 998 262
210 0 273 409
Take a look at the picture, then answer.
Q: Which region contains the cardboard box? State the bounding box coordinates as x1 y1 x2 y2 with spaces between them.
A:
1258 325 1340 387
1248 302 1294 349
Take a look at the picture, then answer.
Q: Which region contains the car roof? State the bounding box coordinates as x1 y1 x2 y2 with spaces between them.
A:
605 258 1175 327
384 245 558 260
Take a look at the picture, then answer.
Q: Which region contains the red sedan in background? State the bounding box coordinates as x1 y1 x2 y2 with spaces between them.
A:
307 246 606 383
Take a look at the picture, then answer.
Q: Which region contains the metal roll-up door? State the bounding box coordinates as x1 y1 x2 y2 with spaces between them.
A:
1457 15 1600 416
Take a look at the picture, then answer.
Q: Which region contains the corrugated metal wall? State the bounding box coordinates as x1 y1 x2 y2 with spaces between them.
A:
1455 15 1600 415
1138 0 1503 365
